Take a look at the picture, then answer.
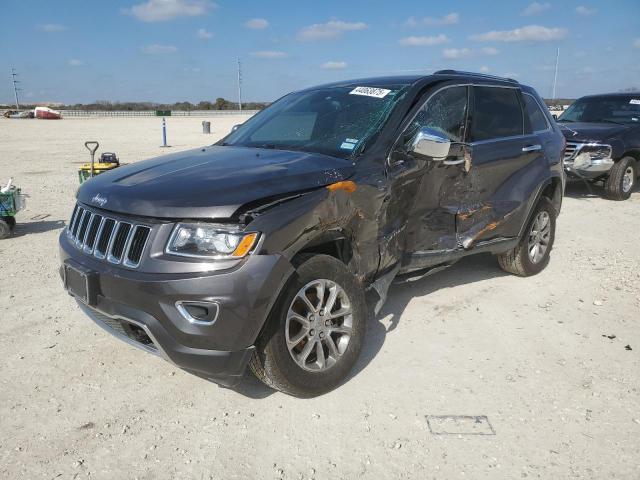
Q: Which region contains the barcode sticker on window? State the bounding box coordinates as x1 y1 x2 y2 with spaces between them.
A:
630 99 640 105
349 86 391 98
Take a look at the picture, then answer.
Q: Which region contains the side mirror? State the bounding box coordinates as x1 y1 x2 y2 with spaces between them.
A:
409 127 451 160
552 114 558 120
231 124 241 132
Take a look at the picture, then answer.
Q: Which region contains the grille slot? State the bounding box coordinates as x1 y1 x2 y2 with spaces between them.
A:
66 204 152 268
125 226 151 266
564 142 579 162
71 207 85 237
84 215 103 251
95 218 116 258
77 212 92 246
109 223 132 262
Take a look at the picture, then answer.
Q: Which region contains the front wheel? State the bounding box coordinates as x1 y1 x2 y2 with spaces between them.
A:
0 218 11 239
605 157 637 201
250 254 366 397
497 197 556 276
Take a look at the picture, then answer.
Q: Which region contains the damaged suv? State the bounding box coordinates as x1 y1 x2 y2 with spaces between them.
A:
60 71 564 397
557 93 640 200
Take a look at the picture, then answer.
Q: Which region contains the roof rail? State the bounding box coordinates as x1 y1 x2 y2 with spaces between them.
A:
434 69 519 84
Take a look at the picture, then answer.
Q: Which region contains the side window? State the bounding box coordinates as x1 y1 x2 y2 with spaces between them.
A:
470 86 523 142
523 94 549 132
406 86 468 143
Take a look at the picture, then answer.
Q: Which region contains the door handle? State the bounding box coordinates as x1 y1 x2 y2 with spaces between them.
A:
522 144 542 152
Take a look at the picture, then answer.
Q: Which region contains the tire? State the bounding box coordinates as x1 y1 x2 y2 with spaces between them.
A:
605 157 637 201
0 218 10 239
497 197 556 277
250 254 366 397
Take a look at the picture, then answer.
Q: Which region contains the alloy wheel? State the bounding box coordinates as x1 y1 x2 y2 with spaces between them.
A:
528 211 551 264
622 166 635 193
285 279 353 372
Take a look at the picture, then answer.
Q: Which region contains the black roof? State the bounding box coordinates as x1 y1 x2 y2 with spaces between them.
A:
579 92 640 98
301 70 524 93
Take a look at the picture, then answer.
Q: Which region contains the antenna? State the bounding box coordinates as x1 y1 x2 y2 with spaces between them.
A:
552 47 559 102
11 68 21 110
237 58 242 112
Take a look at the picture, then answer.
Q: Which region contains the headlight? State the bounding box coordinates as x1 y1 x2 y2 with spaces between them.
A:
166 223 259 258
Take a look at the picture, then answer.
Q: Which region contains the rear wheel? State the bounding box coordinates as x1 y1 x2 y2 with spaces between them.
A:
497 197 556 276
250 254 366 397
605 157 636 201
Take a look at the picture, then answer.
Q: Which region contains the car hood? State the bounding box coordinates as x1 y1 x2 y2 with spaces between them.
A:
77 145 355 219
558 122 631 143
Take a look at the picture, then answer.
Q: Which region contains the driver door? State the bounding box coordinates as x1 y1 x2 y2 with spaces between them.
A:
379 84 470 272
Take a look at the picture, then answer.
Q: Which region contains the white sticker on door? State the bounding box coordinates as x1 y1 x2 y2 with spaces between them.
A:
349 86 391 98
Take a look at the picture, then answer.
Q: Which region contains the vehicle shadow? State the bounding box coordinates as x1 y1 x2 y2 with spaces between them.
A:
347 253 508 383
563 180 606 199
7 219 66 238
230 252 508 399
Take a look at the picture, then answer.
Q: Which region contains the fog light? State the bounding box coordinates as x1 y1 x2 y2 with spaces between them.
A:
175 301 219 325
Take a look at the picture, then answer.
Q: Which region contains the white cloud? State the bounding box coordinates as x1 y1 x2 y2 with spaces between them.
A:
245 18 268 29
575 5 596 16
442 48 471 59
470 25 567 42
37 23 66 32
634 39 640 49
479 65 491 73
141 44 178 54
297 20 367 41
522 2 551 16
126 0 215 22
68 59 83 66
481 46 499 55
399 34 450 46
404 13 459 27
321 61 347 69
196 28 213 38
251 50 287 58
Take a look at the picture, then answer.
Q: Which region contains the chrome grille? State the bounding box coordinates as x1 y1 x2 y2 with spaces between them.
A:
564 141 579 162
66 204 151 268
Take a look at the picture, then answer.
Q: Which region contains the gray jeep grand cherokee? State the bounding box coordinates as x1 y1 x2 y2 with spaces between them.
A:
60 71 565 397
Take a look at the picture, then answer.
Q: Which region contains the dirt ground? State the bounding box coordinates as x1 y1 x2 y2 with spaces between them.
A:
0 116 638 479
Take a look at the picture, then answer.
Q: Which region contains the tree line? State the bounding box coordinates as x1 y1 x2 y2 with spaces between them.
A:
0 98 269 111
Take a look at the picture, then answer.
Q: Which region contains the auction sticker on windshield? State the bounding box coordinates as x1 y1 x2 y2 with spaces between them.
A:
350 86 391 98
629 99 640 105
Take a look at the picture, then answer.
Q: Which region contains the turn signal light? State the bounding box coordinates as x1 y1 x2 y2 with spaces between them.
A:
327 180 357 193
232 232 258 257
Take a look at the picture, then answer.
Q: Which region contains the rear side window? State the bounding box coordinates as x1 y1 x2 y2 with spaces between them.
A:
470 86 524 142
523 94 549 132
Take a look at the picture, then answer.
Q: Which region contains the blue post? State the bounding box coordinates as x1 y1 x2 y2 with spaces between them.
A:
161 117 168 147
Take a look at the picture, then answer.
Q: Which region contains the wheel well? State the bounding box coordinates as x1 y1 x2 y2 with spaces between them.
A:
622 151 640 169
541 177 562 215
294 237 353 267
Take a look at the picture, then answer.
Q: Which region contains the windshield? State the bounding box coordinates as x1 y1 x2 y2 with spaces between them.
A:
222 85 409 158
558 95 640 124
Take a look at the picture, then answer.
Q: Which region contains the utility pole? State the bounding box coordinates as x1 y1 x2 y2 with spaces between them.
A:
237 58 242 112
11 68 21 110
552 47 560 101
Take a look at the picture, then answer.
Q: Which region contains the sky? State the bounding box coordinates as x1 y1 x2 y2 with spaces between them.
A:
1 0 639 104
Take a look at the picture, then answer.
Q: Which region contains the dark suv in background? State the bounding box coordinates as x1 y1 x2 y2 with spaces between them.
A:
60 71 564 397
558 93 640 200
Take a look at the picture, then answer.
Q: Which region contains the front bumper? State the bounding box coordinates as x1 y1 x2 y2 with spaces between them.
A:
59 231 294 386
564 157 614 179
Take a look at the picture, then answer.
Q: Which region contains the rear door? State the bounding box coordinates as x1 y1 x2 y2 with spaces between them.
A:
453 85 546 248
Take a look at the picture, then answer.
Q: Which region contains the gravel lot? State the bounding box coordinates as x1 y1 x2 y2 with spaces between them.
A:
1 116 638 479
